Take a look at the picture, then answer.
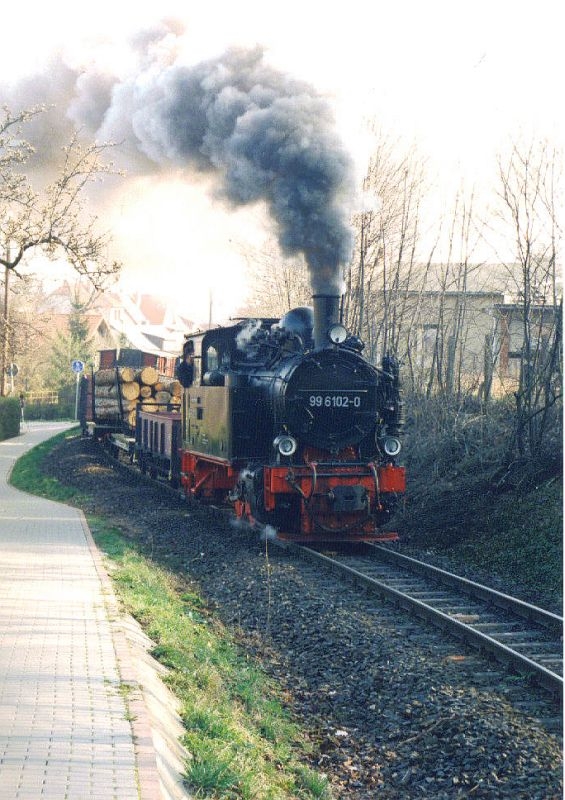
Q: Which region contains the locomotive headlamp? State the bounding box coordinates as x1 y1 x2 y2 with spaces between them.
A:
383 436 402 457
273 434 298 456
328 323 348 345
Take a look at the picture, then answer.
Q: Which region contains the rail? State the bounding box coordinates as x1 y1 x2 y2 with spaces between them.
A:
289 543 563 700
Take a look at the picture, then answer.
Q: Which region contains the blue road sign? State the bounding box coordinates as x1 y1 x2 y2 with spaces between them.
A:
71 360 85 374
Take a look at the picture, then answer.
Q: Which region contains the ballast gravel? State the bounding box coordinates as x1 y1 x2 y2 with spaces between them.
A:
44 436 563 799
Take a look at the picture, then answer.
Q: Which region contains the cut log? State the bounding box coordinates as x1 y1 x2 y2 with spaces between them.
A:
95 368 119 386
153 378 182 394
139 385 153 398
94 396 137 414
121 381 141 401
140 366 159 386
119 366 136 382
154 391 172 404
95 407 122 419
94 385 120 399
94 399 121 410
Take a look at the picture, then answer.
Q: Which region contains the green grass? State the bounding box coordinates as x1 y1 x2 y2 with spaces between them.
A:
9 431 332 800
90 522 332 799
9 428 82 503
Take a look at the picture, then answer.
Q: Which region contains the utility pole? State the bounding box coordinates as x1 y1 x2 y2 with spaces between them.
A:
1 255 9 397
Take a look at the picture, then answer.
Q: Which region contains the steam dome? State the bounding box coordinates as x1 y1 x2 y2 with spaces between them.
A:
278 307 314 346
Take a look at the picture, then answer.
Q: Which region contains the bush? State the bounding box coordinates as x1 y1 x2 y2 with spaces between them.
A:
396 390 562 610
0 397 21 440
22 386 76 422
402 393 517 482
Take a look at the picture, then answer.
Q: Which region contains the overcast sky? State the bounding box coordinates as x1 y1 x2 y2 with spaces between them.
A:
2 0 563 323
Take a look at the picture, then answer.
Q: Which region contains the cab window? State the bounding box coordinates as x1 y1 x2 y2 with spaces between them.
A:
206 345 219 371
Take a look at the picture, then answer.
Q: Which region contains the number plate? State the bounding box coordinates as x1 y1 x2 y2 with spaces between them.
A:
299 391 367 410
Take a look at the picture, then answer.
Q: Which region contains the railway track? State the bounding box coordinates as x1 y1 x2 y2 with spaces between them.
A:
288 542 563 700
103 442 564 700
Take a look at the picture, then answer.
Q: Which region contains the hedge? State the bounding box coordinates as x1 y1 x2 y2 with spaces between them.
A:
21 386 76 422
0 397 20 441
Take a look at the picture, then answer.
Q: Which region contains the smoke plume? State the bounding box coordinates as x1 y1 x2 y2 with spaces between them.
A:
2 22 355 293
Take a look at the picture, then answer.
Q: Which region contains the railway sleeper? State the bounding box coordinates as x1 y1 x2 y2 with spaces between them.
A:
374 582 426 592
428 598 484 609
496 641 561 654
408 592 462 601
490 630 558 642
435 606 486 616
472 621 527 632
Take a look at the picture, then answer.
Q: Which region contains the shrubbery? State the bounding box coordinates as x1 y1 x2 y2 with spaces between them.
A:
22 386 76 422
0 397 21 440
397 391 562 610
402 392 562 493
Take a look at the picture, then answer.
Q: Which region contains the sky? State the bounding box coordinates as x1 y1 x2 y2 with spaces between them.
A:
1 0 563 325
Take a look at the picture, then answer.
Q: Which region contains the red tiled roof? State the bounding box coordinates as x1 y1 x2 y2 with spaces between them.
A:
137 295 167 325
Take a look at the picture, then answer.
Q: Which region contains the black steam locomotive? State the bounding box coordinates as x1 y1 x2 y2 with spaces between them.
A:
174 293 405 542
86 293 405 543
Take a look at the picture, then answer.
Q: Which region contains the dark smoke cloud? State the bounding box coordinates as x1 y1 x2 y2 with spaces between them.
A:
2 54 80 175
2 23 355 293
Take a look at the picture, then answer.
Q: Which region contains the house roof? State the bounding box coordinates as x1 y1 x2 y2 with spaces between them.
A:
37 282 192 353
136 294 167 325
495 303 559 317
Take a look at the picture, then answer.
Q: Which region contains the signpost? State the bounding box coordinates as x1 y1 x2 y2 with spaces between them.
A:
72 360 85 420
5 363 18 394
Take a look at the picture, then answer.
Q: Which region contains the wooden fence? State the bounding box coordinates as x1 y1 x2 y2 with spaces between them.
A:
24 391 59 406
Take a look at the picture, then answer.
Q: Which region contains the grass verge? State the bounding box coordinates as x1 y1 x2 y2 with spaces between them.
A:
10 433 332 800
9 428 83 504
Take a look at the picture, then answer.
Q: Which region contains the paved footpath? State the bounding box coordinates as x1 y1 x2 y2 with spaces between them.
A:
0 423 163 800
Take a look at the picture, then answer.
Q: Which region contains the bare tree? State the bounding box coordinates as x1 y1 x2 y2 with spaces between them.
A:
419 187 490 399
0 105 121 393
348 128 513 411
238 237 311 318
494 137 563 457
0 274 54 393
345 131 430 367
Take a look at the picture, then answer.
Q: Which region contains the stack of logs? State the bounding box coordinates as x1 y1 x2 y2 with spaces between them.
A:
94 366 182 427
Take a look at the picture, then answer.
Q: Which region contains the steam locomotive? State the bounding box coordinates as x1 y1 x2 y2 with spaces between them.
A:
86 293 405 543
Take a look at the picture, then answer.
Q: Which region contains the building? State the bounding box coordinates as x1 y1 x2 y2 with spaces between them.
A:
495 302 561 380
38 282 193 359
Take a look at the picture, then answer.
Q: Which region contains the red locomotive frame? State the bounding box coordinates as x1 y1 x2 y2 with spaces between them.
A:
179 446 405 542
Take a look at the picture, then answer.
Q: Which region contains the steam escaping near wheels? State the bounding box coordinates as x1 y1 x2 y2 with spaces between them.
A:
230 515 278 543
260 526 278 543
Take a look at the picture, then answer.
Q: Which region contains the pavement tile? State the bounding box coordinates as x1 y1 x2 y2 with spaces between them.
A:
0 423 162 799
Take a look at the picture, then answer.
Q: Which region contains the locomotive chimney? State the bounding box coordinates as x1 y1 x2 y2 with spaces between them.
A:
312 294 341 349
